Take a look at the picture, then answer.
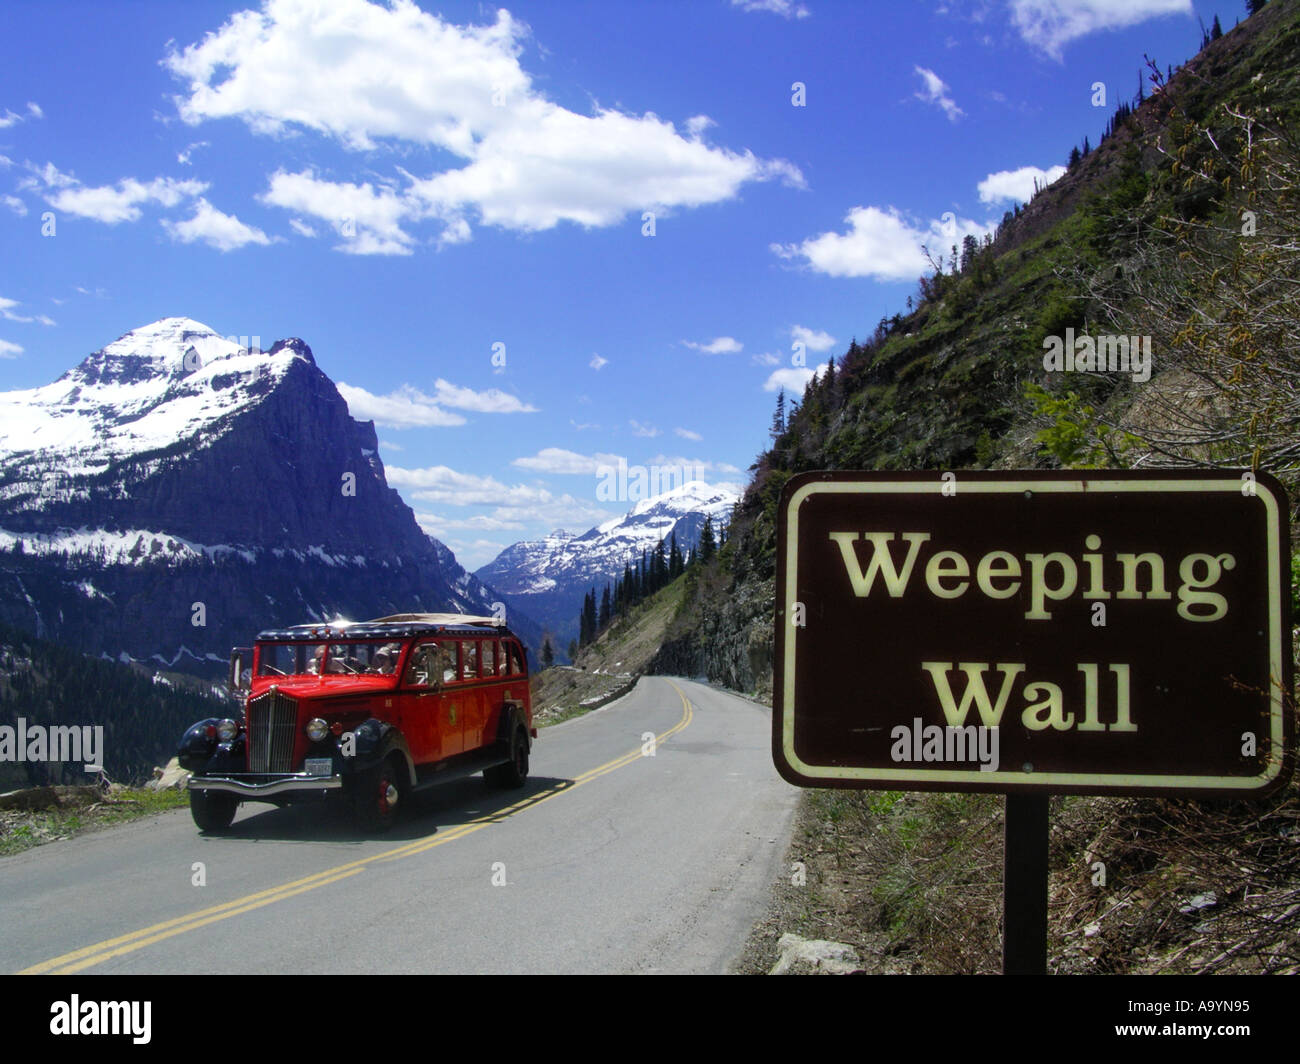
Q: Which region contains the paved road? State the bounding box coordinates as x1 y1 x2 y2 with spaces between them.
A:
1 677 799 974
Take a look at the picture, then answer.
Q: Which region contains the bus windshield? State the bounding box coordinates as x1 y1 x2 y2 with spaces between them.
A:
256 641 403 677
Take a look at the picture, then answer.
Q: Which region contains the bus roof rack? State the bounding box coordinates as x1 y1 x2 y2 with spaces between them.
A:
367 613 503 627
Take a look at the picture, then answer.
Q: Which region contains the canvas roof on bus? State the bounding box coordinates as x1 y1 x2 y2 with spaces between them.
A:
254 613 512 642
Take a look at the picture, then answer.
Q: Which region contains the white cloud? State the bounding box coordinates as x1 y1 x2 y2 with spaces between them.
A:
390 465 538 505
645 453 743 477
394 465 616 539
731 0 811 17
675 427 703 442
765 367 815 392
3 195 27 216
417 512 526 534
683 336 743 354
773 205 993 280
289 218 317 238
0 102 42 129
0 297 54 325
177 141 209 165
512 448 626 475
978 164 1067 203
914 67 964 122
165 0 802 246
260 169 414 255
431 378 537 414
751 351 781 366
336 383 466 428
20 162 76 189
378 439 403 451
414 529 511 569
162 198 273 250
629 420 660 438
0 339 22 358
1010 0 1192 57
26 163 207 224
764 362 831 394
790 325 836 352
1 297 30 322
589 354 608 371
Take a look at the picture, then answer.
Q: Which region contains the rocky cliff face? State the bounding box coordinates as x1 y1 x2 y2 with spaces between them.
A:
649 575 774 699
0 318 535 673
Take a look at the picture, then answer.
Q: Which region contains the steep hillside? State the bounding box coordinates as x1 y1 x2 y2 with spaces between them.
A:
530 576 688 724
654 3 1300 975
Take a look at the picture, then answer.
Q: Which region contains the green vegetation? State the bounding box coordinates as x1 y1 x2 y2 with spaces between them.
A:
0 786 189 857
714 4 1300 974
0 620 232 787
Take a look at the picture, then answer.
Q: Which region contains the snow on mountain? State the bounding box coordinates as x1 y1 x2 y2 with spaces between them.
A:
0 317 539 671
0 318 301 475
475 480 736 650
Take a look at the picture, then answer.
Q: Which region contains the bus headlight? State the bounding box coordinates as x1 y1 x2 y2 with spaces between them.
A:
216 718 240 742
306 718 330 742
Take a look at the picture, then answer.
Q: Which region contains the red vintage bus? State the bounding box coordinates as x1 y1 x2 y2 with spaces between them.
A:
177 614 534 833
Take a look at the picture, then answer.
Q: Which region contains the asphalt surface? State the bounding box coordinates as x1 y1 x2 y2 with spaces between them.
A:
1 677 799 974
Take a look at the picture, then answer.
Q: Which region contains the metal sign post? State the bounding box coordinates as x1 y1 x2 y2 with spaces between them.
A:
1003 793 1049 974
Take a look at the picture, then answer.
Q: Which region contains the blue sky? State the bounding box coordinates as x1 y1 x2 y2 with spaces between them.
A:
0 0 1242 567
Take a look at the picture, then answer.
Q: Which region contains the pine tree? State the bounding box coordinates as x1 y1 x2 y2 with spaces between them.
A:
541 638 554 668
567 639 578 661
1211 14 1222 38
770 389 786 440
699 516 716 564
1247 0 1267 16
583 588 598 645
960 233 978 272
669 531 683 578
599 586 611 629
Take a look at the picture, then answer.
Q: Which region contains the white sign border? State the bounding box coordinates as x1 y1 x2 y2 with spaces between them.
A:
780 476 1287 792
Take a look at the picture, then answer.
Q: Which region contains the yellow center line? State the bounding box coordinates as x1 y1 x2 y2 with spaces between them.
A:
20 681 694 975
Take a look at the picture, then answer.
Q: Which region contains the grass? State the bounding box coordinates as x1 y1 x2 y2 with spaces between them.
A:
0 786 189 857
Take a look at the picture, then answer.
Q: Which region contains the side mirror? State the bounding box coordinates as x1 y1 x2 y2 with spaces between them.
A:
230 650 245 691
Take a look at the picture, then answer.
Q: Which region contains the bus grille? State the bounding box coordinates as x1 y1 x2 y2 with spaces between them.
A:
247 689 299 773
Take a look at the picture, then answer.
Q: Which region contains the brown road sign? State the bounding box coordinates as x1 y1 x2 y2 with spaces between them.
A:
773 470 1293 796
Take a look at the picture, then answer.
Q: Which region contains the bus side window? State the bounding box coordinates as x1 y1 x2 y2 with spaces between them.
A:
403 643 432 686
462 640 479 681
482 639 496 677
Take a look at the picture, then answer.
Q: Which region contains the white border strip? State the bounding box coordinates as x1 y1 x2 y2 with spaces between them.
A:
780 477 1286 790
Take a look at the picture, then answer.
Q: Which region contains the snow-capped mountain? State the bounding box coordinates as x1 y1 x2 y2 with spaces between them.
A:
475 480 737 651
0 317 537 671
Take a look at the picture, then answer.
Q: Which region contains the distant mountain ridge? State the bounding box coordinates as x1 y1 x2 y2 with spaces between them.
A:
475 479 737 653
0 317 538 672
